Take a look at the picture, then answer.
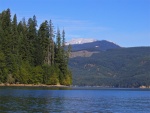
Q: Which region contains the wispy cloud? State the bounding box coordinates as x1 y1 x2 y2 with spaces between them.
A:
14 12 111 41
51 18 111 40
53 19 109 31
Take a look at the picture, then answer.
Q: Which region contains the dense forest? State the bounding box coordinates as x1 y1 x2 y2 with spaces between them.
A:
0 9 72 85
69 47 150 88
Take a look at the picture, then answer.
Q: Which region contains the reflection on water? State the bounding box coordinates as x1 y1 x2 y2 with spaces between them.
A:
0 87 150 113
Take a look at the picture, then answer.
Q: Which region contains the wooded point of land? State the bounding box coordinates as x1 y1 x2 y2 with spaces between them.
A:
0 9 72 85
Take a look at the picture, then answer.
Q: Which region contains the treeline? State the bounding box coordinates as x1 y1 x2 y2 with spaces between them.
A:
0 9 72 85
70 47 150 87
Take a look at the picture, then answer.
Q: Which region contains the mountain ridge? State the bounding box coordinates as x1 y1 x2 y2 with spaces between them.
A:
68 40 150 88
66 38 97 45
68 40 121 52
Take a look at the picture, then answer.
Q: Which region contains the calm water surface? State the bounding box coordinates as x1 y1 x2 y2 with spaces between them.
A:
0 87 150 113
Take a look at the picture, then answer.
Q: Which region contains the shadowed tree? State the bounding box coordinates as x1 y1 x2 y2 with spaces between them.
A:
0 9 72 85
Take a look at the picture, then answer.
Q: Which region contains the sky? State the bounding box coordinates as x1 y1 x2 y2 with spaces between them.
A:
0 0 150 47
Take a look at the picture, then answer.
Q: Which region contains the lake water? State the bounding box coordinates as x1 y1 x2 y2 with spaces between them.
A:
0 87 150 113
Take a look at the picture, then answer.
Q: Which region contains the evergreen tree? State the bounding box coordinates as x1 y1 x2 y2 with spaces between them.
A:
67 44 72 63
0 51 6 83
11 14 20 82
12 14 18 54
0 9 72 85
55 28 62 66
61 29 67 75
1 9 13 74
17 18 29 61
38 20 49 65
27 16 37 66
49 20 55 65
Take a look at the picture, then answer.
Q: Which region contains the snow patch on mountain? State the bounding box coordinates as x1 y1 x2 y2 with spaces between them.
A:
66 38 97 45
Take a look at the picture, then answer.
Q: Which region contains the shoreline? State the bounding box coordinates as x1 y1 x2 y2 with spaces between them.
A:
0 83 149 89
0 83 69 87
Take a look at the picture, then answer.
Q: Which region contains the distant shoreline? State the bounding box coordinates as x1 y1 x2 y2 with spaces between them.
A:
0 83 69 87
0 83 149 89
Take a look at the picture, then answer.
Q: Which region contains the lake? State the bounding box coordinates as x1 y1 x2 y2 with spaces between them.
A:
0 87 150 113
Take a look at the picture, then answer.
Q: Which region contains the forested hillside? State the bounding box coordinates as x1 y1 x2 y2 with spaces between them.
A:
69 47 150 87
0 9 72 85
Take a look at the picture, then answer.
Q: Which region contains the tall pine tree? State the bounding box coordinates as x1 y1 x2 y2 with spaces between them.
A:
0 9 72 85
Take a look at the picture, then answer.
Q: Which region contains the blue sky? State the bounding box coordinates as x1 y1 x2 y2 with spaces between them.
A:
0 0 150 47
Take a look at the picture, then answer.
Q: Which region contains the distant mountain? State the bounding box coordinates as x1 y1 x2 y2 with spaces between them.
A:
66 38 97 45
69 46 150 88
68 40 121 52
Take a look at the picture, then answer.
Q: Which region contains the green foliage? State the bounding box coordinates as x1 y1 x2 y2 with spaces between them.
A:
31 66 43 84
0 9 72 85
7 74 15 84
69 47 150 87
0 51 7 82
48 72 59 85
19 61 32 84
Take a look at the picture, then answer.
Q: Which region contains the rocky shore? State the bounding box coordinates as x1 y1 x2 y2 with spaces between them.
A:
139 85 150 89
0 83 69 87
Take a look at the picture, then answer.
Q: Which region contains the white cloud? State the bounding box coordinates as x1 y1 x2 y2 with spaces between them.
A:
50 18 111 41
53 18 109 31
